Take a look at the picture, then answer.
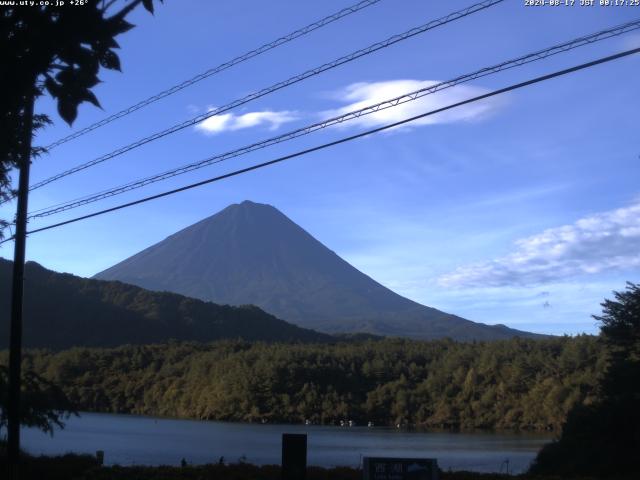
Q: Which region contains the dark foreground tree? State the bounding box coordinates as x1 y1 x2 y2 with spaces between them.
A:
0 365 77 436
0 0 161 232
1 3 162 475
531 282 640 477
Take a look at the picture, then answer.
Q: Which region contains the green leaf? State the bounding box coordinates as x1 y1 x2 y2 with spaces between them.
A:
80 89 102 109
108 18 135 36
99 37 120 50
74 47 100 76
99 50 121 71
58 98 78 125
142 0 154 14
55 68 75 85
44 76 61 97
78 70 101 89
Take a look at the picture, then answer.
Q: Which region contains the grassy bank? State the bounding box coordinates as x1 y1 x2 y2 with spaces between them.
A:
0 445 618 480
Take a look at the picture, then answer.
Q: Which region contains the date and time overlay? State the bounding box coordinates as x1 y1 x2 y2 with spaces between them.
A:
525 0 639 6
1 0 640 9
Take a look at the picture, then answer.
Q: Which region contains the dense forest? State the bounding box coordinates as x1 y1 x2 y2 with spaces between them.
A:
0 259 332 349
1 336 605 431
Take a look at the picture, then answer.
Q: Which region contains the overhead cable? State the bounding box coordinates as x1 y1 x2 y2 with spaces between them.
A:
27 0 505 193
43 0 386 150
3 46 634 244
28 19 640 219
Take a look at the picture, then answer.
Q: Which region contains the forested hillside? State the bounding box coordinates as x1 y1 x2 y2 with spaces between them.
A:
0 259 332 349
3 336 605 431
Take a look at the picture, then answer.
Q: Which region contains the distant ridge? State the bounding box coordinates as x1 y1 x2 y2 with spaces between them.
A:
0 258 332 350
95 201 543 341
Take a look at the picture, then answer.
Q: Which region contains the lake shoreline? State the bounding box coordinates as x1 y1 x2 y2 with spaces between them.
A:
21 412 554 474
69 409 561 435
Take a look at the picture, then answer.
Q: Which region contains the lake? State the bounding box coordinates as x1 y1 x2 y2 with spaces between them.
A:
21 412 554 474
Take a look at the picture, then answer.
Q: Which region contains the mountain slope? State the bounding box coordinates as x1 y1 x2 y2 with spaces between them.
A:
95 201 541 341
0 258 332 349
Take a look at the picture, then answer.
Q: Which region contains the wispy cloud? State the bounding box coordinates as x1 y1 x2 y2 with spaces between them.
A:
321 80 504 131
438 201 640 288
194 79 502 136
195 110 298 135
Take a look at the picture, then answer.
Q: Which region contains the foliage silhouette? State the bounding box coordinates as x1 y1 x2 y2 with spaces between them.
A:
0 365 77 437
0 0 161 233
531 282 640 477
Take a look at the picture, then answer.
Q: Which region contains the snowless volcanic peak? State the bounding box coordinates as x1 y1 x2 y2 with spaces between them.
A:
95 201 542 341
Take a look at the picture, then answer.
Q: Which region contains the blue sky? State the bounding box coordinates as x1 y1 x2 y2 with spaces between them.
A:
2 0 639 335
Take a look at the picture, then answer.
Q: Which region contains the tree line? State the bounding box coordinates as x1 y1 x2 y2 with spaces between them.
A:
1 335 605 431
531 282 640 477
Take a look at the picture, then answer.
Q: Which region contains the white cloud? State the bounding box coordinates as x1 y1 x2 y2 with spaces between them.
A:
438 201 640 288
321 80 504 131
195 110 298 135
194 79 501 136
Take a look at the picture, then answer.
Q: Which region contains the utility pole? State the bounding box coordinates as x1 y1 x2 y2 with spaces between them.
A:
7 85 35 480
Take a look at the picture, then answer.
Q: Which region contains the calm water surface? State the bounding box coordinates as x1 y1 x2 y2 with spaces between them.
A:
21 412 554 474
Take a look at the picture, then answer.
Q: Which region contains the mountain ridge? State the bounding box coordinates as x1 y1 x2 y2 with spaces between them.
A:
0 258 333 349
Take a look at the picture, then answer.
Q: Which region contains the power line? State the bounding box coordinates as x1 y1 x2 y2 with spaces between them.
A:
26 0 505 193
4 46 636 244
27 19 640 219
43 0 385 151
